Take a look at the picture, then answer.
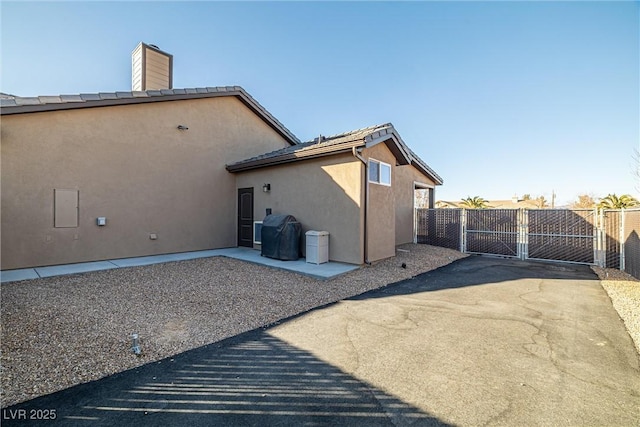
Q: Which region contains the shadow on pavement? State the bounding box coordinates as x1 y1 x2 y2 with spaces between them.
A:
349 255 599 301
2 330 449 426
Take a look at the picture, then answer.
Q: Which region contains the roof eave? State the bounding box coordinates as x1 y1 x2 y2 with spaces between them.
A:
226 143 361 173
411 160 444 185
364 126 442 184
365 131 412 166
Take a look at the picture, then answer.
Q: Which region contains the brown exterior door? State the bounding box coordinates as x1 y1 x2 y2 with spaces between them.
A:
237 188 254 247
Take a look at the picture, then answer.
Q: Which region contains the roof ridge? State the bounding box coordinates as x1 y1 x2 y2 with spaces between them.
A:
310 122 393 142
3 86 246 103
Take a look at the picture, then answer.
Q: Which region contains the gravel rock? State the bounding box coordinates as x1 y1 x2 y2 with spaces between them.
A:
591 266 640 354
1 244 466 407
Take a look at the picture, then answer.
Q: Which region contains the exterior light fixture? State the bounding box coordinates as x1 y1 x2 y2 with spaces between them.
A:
263 183 271 193
177 125 189 130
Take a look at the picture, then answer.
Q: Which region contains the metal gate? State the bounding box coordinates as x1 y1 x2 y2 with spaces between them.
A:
526 209 597 264
601 210 622 269
416 208 598 264
415 208 640 278
464 209 520 257
600 209 640 277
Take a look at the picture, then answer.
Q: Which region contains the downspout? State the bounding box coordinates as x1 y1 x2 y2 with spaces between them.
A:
352 147 370 264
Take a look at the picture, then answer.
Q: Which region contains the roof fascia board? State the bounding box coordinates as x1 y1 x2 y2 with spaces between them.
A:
231 90 299 144
364 126 443 185
411 160 443 185
365 133 412 165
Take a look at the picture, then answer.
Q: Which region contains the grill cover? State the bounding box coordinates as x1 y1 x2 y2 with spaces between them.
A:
261 214 301 261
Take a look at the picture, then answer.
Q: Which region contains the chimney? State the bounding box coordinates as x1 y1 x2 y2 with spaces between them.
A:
131 42 173 91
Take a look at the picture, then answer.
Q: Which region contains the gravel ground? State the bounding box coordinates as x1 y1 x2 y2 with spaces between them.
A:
591 266 640 354
0 244 466 407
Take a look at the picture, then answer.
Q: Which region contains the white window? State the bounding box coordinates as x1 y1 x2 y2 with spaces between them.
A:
368 159 391 186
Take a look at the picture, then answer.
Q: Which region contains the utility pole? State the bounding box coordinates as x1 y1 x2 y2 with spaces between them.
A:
551 190 556 208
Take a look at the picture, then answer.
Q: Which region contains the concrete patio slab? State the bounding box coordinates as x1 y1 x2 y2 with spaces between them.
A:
0 248 358 283
35 261 120 278
108 250 223 268
217 247 359 279
0 268 40 283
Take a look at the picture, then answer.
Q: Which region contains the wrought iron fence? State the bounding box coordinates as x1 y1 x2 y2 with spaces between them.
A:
415 208 640 280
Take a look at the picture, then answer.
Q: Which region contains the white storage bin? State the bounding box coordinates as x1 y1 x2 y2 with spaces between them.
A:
305 231 329 264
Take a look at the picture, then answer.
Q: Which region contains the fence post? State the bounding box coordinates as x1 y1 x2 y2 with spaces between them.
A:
601 209 608 268
620 208 625 271
413 207 417 244
594 208 602 267
517 209 523 260
460 209 466 253
518 209 528 260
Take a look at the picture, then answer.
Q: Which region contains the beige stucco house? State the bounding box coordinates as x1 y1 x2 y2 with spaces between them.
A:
228 124 442 264
1 84 442 270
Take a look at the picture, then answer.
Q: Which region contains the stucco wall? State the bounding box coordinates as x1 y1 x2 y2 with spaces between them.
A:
362 143 397 262
1 97 290 269
394 164 436 245
234 154 364 265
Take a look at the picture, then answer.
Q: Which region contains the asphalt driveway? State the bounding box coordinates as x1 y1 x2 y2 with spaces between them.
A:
3 256 639 426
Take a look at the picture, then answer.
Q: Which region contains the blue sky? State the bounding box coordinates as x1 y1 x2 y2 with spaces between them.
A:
2 1 638 205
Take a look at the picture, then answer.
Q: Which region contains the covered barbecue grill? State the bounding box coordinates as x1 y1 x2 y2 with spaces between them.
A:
260 214 301 260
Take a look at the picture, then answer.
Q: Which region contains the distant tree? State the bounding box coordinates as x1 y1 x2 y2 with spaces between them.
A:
414 189 430 208
522 194 532 200
597 194 639 210
534 196 548 208
460 196 490 209
572 194 597 209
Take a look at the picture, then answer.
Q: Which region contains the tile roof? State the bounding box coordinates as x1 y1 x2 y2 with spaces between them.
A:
1 86 442 184
0 86 300 145
226 123 443 185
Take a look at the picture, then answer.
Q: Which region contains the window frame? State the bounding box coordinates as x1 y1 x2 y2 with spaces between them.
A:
368 158 392 186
